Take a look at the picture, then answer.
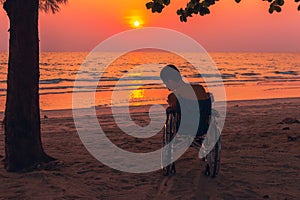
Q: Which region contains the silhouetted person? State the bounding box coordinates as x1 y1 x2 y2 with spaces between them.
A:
160 64 211 137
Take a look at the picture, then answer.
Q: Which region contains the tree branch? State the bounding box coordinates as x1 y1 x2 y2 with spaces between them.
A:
146 0 300 22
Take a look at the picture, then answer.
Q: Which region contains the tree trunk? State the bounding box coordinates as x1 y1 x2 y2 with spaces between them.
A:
3 0 54 172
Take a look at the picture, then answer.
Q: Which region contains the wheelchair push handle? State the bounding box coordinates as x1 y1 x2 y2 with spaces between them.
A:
208 92 214 103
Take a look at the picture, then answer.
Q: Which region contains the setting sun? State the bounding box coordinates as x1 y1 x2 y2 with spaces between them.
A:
127 15 144 28
133 20 141 28
124 9 146 29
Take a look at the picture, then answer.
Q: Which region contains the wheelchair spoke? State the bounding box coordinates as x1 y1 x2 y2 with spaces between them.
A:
162 108 177 176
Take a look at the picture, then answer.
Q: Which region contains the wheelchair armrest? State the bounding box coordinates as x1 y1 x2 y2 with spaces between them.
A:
166 106 173 114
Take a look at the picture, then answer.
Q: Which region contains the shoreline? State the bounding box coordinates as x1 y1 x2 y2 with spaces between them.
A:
0 96 298 120
36 96 300 115
0 96 297 114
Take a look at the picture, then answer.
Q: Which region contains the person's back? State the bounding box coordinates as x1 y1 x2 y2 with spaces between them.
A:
161 65 211 137
168 84 211 137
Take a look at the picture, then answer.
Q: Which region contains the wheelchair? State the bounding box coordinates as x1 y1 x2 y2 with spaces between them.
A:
161 93 221 177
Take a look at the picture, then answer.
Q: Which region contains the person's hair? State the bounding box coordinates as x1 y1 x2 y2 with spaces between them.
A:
160 64 182 82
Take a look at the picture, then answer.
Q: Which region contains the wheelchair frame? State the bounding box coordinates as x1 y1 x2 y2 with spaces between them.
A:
161 99 221 177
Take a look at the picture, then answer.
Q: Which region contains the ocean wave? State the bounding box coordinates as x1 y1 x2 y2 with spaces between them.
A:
222 73 237 79
186 73 236 79
274 71 298 75
40 78 75 84
240 72 261 76
264 86 300 91
39 76 161 84
264 76 300 80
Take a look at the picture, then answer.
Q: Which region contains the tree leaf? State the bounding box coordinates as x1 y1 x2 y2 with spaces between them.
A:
150 2 165 13
146 2 153 9
205 0 215 5
163 0 170 5
274 5 282 12
177 8 184 15
39 0 68 13
269 6 274 14
180 15 187 22
276 0 284 6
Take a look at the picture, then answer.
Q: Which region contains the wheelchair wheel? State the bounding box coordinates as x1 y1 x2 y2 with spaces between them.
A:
205 138 221 177
162 109 176 176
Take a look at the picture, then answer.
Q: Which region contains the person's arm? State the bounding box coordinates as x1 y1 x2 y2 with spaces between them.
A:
193 85 209 100
167 93 178 111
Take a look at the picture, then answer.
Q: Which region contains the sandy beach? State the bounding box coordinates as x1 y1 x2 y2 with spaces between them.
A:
0 97 299 199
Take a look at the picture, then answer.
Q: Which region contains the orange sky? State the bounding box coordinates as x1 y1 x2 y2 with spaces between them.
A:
0 0 299 52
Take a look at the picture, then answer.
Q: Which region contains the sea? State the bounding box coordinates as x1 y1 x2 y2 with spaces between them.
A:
0 52 299 111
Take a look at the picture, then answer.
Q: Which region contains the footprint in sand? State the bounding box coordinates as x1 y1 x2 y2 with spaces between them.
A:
279 118 300 124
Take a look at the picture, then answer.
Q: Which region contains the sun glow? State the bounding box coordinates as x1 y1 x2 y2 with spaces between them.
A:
129 87 145 106
125 9 146 29
130 89 145 100
127 15 144 28
133 20 141 28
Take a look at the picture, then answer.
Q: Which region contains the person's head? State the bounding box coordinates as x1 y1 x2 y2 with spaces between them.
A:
160 64 182 91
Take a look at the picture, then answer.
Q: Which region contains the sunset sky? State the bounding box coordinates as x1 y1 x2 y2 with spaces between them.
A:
0 0 299 52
